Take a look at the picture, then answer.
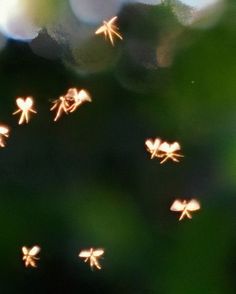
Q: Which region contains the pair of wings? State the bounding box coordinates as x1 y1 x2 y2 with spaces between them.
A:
66 89 91 103
159 142 181 153
79 249 104 258
22 246 40 256
145 138 161 151
170 199 200 211
146 138 181 153
16 97 34 110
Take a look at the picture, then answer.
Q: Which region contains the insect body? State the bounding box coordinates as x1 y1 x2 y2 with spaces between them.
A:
22 245 41 268
50 96 70 122
79 248 104 270
65 88 92 113
95 16 123 46
13 97 37 124
170 199 200 220
51 88 91 121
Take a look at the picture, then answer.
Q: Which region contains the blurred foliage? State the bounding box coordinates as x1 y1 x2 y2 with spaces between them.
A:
0 1 236 293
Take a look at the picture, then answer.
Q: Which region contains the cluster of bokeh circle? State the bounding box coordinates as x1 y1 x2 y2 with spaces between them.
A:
0 0 225 76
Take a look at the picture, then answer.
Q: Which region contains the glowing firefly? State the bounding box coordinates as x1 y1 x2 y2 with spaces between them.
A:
158 141 183 164
0 125 10 147
22 245 41 268
50 96 70 122
65 88 92 113
79 248 104 270
145 138 161 159
13 97 37 124
170 199 200 220
95 16 123 46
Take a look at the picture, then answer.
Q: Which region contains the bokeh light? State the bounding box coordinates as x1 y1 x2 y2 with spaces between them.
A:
0 0 40 41
180 0 221 9
171 0 225 28
69 0 125 24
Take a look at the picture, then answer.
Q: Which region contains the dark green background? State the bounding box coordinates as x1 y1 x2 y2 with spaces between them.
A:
0 1 235 293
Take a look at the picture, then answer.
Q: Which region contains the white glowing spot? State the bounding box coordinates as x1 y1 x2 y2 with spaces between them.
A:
69 0 124 24
0 0 40 41
170 199 200 220
79 248 104 270
22 245 41 268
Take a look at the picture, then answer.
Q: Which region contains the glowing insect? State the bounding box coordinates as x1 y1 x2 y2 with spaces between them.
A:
145 138 161 159
50 96 70 121
158 141 183 164
170 199 200 220
22 245 41 268
65 88 92 113
95 16 123 46
13 97 37 124
0 125 10 147
79 248 104 270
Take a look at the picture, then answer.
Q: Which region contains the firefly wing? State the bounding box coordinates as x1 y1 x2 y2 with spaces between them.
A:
16 98 25 109
159 142 181 153
25 97 33 108
186 199 200 211
170 142 181 152
22 246 29 255
146 138 161 150
0 126 9 135
93 249 104 257
29 246 40 256
145 139 155 151
170 200 185 211
159 142 171 152
107 16 118 25
153 138 161 149
79 250 91 258
95 25 107 35
78 90 92 102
